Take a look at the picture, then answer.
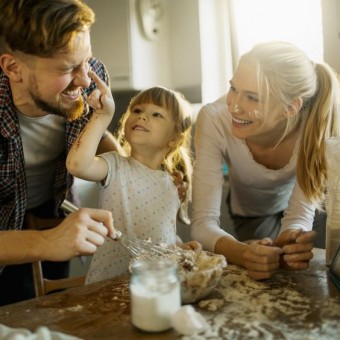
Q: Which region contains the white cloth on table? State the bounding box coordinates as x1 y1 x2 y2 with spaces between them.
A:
0 324 80 340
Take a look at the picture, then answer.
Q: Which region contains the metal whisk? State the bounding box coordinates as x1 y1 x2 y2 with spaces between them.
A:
60 199 184 258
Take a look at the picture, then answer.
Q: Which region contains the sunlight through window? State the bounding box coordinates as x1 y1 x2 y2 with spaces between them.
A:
231 0 323 61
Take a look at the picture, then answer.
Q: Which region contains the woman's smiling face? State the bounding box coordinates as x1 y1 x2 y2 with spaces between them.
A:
226 58 286 142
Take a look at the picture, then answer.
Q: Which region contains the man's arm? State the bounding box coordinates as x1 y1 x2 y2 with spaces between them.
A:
0 208 115 265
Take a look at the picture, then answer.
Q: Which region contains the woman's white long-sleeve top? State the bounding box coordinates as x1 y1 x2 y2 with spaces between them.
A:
191 95 316 252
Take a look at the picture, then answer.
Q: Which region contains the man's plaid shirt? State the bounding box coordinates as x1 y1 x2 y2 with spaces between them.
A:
0 57 109 233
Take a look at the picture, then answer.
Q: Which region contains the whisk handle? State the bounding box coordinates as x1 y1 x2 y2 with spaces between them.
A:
60 199 79 214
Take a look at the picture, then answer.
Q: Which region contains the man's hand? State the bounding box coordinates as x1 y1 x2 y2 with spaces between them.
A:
41 208 115 261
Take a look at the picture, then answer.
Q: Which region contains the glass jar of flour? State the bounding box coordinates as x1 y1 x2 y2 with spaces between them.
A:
130 258 181 332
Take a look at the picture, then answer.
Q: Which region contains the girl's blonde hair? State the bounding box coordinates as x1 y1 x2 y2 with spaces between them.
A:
116 86 193 223
242 41 340 208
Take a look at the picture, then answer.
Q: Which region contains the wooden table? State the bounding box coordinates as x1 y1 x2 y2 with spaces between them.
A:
0 249 339 339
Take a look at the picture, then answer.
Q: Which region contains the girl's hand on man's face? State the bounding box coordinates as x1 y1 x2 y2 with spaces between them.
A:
87 70 115 117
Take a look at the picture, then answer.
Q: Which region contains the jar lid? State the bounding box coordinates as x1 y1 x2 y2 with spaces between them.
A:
130 257 177 275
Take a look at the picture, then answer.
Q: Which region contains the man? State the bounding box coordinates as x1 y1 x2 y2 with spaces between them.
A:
0 0 118 305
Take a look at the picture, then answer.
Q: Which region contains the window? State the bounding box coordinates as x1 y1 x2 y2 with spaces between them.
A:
230 0 323 62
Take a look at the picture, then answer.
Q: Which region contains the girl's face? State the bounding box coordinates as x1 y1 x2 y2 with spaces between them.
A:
124 102 177 153
226 59 286 142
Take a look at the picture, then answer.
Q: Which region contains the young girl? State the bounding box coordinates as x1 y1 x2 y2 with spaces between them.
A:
67 71 196 283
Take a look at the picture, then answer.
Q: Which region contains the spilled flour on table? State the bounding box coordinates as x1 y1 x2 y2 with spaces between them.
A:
181 266 340 340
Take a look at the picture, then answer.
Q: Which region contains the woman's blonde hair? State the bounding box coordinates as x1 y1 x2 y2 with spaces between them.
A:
242 41 340 207
116 86 193 223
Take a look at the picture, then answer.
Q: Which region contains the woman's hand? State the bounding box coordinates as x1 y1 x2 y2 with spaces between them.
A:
275 229 316 270
243 238 283 280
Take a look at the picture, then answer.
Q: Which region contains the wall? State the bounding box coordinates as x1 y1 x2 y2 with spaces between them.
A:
86 0 203 102
167 0 202 96
86 0 132 89
198 0 233 102
128 0 172 89
322 0 340 73
87 0 340 101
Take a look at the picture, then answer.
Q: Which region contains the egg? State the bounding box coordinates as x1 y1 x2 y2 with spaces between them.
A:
171 305 209 335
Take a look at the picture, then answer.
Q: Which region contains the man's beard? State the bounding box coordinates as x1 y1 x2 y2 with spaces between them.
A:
29 87 85 121
30 92 84 121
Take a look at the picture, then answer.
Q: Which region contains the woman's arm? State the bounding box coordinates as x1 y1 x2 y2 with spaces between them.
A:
191 102 283 280
215 236 282 280
277 182 317 270
191 104 229 251
66 70 115 182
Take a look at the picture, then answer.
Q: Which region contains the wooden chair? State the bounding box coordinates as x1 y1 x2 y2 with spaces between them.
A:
25 213 85 297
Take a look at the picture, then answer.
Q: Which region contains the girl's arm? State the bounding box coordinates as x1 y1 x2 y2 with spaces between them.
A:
67 70 115 182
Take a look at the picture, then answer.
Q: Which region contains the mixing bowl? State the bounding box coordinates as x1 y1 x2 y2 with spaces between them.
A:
176 250 227 304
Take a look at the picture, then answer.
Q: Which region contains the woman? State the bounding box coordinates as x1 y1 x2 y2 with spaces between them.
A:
191 41 340 280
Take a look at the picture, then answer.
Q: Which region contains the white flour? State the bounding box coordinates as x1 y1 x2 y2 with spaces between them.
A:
181 266 340 340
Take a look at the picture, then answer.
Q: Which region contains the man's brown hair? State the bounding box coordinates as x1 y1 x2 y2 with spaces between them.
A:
0 0 95 57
